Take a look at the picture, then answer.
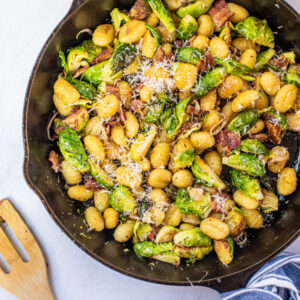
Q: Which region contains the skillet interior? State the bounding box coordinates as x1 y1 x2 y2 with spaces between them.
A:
23 0 300 291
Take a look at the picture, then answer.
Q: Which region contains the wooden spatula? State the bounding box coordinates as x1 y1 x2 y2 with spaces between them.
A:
0 199 55 300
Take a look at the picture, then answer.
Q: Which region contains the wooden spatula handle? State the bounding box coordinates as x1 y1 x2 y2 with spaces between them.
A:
0 200 55 300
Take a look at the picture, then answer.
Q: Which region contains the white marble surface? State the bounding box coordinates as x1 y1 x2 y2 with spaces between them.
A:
0 0 299 299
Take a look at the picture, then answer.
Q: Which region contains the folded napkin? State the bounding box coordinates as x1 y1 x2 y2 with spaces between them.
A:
221 251 300 300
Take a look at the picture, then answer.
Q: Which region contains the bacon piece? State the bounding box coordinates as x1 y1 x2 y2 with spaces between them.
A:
269 55 289 71
48 151 61 173
119 104 126 123
186 102 201 116
106 84 120 99
84 174 102 191
129 0 149 20
187 35 196 45
209 0 234 27
73 66 89 78
166 52 174 63
91 48 113 65
174 40 184 49
197 52 215 72
70 106 80 115
216 129 241 156
211 190 229 214
129 99 146 111
153 47 165 62
263 113 284 144
248 133 269 143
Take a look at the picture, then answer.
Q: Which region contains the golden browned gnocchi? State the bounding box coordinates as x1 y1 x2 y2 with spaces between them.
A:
51 0 300 268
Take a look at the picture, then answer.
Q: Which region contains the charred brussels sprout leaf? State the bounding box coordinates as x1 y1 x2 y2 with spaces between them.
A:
138 199 152 219
152 251 180 266
219 21 235 45
230 169 263 200
194 67 227 97
174 228 211 247
177 14 198 40
214 57 255 81
227 109 258 135
146 0 176 33
254 48 276 71
240 139 268 155
260 189 278 213
174 148 195 168
144 93 168 123
192 156 225 189
133 222 153 242
175 47 204 65
110 43 137 72
130 126 157 162
177 0 214 18
214 237 234 265
160 106 178 138
222 153 265 177
110 186 136 213
236 17 275 48
145 24 162 51
110 8 130 31
58 51 68 73
286 65 300 87
59 127 90 172
134 241 173 257
175 188 211 218
65 76 97 100
81 40 103 63
83 44 136 84
90 160 114 189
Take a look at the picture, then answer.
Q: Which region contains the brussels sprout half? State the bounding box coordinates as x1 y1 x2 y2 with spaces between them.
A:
240 139 269 155
146 0 176 33
155 226 180 243
134 241 173 257
152 251 181 266
222 153 265 177
214 57 255 81
194 67 227 97
230 169 263 200
175 188 211 218
81 40 103 63
130 126 157 162
176 0 214 18
174 148 195 168
174 228 211 247
90 160 115 190
110 186 137 213
144 93 168 123
58 127 90 172
110 8 130 31
260 189 278 213
174 245 213 261
192 156 225 189
236 16 275 48
133 222 153 242
227 109 258 136
177 14 198 40
175 47 204 65
254 48 276 71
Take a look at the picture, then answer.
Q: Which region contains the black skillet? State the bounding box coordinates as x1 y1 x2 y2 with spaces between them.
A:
23 0 300 291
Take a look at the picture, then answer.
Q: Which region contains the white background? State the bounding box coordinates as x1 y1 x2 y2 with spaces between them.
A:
0 0 299 299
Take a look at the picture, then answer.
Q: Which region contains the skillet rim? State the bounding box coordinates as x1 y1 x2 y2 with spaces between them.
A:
23 0 300 287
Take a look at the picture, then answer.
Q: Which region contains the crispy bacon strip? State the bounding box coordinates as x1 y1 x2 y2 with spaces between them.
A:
197 52 215 72
166 52 174 64
129 99 146 111
84 174 102 191
263 114 283 145
216 129 241 156
153 47 165 62
48 151 61 173
269 55 289 71
73 66 89 78
106 84 121 99
209 0 234 27
129 0 149 20
211 190 229 214
91 48 113 65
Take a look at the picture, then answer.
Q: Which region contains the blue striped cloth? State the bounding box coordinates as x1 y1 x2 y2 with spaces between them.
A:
221 251 300 300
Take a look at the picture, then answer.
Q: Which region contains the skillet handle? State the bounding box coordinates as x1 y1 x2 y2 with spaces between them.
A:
69 0 88 12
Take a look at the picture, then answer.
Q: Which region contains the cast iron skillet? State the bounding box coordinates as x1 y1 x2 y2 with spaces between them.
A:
23 0 300 291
